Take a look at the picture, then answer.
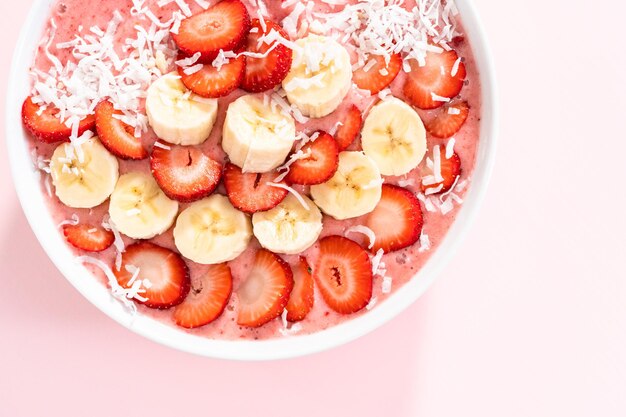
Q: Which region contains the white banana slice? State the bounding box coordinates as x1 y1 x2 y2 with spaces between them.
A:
222 95 296 173
252 194 323 255
146 72 218 146
310 151 382 220
282 34 352 118
50 138 119 209
108 172 179 240
361 97 427 176
173 194 252 265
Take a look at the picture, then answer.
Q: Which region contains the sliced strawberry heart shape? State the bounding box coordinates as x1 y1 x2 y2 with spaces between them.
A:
223 163 289 214
237 249 294 328
365 184 424 253
114 242 191 310
313 236 373 315
174 263 233 329
95 100 147 160
63 223 114 252
171 0 250 63
22 97 95 144
285 131 339 185
150 142 223 203
285 257 314 322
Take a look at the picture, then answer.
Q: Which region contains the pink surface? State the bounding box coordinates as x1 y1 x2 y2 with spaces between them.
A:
1 0 625 416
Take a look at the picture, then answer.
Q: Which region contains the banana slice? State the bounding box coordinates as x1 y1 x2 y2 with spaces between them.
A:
109 172 179 240
282 34 352 118
173 194 252 265
222 95 296 173
146 72 218 146
252 194 323 255
361 97 427 176
50 138 119 209
310 151 382 220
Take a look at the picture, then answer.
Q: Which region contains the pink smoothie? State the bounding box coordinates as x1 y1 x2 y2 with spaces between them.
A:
28 0 481 340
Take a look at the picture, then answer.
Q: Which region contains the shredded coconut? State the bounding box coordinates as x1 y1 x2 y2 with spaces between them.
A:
345 225 376 249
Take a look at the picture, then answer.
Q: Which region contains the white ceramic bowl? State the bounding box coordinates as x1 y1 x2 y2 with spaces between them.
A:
6 0 497 360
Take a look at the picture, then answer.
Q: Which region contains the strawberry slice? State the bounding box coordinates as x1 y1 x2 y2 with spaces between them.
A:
237 249 294 327
285 257 314 322
178 53 245 98
353 53 402 94
63 223 114 252
150 142 223 202
285 131 339 185
114 242 191 310
22 97 95 143
334 105 363 151
241 19 293 93
423 101 470 138
421 145 462 195
403 49 466 110
174 263 233 329
95 100 147 160
313 236 373 314
365 184 423 253
171 0 250 62
223 163 288 213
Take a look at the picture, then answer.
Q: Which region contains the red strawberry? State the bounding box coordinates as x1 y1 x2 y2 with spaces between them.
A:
403 49 466 110
114 242 190 310
365 184 423 253
237 249 294 327
313 236 373 314
241 19 293 92
334 105 363 151
421 145 462 195
171 0 250 62
150 142 223 202
174 263 233 329
63 223 114 252
285 257 314 322
178 53 245 98
353 53 402 94
423 101 470 138
95 100 147 160
22 97 95 143
285 131 339 185
223 163 288 213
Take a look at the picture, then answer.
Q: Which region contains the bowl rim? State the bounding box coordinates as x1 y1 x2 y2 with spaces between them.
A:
5 0 498 361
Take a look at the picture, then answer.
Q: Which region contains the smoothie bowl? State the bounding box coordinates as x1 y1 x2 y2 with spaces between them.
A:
6 0 496 360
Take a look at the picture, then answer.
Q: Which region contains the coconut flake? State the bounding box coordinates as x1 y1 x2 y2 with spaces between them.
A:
345 225 376 249
266 183 310 210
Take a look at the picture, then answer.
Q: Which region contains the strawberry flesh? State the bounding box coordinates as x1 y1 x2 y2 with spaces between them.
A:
313 236 373 314
63 224 114 252
95 100 147 160
423 101 470 138
22 97 95 144
286 131 339 185
334 105 363 151
403 49 466 110
366 184 423 253
353 53 402 95
114 242 191 309
178 53 245 98
151 143 222 203
223 163 288 213
286 257 314 322
174 263 233 329
172 0 250 62
421 146 462 195
237 249 294 328
241 19 293 93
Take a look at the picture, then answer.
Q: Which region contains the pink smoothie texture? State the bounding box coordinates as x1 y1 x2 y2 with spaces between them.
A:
28 0 481 340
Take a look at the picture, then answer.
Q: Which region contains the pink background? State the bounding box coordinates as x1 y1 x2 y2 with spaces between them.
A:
1 0 625 415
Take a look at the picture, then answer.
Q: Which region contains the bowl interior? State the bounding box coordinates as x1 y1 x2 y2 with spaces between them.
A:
5 0 497 360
